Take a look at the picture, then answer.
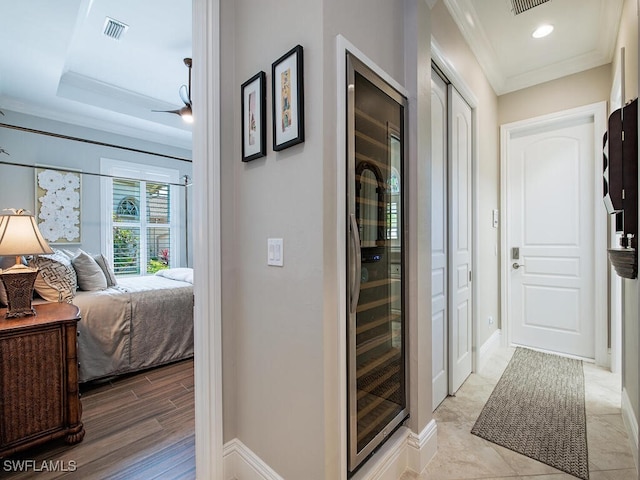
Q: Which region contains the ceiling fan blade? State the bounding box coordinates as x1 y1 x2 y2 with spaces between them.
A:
151 109 182 115
152 57 193 120
179 85 191 106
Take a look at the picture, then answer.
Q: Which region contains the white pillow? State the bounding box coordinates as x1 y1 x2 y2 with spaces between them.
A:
72 250 108 291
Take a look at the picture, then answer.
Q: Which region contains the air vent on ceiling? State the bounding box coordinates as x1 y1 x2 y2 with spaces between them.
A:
509 0 551 15
103 17 129 40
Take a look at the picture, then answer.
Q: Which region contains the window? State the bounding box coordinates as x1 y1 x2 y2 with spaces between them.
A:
387 135 401 243
101 159 180 276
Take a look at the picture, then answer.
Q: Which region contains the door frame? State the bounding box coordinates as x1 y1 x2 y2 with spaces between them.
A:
431 39 481 373
499 101 608 366
193 0 224 479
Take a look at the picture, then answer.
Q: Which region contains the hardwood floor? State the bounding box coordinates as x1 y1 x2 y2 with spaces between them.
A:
3 359 195 480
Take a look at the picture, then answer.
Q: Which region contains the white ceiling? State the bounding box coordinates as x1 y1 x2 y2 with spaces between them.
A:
444 0 624 95
0 0 625 150
0 0 192 149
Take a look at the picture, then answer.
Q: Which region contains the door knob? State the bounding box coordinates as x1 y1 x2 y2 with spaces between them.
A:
512 263 523 270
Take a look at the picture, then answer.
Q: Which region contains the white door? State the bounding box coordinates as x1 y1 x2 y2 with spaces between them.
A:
431 72 448 409
507 116 596 358
448 86 473 393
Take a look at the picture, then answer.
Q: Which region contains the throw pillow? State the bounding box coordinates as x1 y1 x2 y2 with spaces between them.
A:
29 252 77 303
72 250 108 291
93 254 118 287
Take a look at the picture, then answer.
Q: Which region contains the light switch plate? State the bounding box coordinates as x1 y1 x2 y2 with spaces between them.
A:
267 238 284 267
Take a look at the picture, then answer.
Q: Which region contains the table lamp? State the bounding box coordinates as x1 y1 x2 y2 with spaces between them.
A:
0 210 53 318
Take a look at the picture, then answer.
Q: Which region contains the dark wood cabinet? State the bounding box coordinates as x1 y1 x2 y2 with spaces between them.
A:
605 98 638 279
0 303 84 457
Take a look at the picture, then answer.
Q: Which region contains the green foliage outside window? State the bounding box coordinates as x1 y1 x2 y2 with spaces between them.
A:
113 227 139 275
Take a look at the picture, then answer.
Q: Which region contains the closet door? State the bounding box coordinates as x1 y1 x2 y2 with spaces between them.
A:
431 71 448 410
346 53 408 474
448 85 473 393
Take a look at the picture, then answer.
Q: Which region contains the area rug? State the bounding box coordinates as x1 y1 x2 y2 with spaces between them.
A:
471 347 589 480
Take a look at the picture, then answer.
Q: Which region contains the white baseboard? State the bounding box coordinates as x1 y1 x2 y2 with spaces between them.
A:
223 439 284 480
621 388 639 472
223 421 438 480
478 329 502 373
407 420 438 474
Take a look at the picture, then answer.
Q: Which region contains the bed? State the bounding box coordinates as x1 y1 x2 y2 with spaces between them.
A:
72 268 194 383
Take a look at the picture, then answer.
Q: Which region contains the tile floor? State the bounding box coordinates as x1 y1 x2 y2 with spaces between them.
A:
403 347 637 480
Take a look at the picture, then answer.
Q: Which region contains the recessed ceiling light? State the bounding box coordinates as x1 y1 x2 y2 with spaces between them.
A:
465 12 475 27
532 24 554 39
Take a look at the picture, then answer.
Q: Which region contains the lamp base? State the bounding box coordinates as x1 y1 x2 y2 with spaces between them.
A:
0 268 38 318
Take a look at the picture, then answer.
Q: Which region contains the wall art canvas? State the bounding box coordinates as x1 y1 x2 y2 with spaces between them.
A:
35 167 82 244
241 71 266 161
272 45 304 151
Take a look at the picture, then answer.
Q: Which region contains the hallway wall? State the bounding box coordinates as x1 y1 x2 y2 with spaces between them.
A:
219 1 426 478
613 0 639 435
431 1 500 351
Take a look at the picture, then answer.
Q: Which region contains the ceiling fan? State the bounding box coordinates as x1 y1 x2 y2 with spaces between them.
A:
154 57 193 123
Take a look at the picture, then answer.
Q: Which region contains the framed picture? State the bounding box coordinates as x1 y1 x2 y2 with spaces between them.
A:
241 71 267 162
272 44 305 151
35 167 82 244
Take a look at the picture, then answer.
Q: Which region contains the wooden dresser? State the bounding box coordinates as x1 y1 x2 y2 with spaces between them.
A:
0 303 84 457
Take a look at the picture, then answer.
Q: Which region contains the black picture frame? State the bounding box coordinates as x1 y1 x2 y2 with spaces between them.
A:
241 71 267 162
272 45 304 151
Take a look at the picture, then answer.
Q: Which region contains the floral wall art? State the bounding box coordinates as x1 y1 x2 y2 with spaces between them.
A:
35 168 81 244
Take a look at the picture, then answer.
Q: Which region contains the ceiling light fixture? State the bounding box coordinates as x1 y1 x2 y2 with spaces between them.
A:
532 24 554 39
180 105 193 124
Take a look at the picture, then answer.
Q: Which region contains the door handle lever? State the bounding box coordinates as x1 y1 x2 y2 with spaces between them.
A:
512 263 523 270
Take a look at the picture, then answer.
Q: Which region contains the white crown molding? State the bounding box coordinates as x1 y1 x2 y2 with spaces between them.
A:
0 96 192 151
442 0 505 94
443 0 623 95
501 50 613 95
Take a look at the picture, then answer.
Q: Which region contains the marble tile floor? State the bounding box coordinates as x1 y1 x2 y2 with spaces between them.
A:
403 347 637 480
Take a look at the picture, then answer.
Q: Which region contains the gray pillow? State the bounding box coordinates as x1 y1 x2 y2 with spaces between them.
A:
72 250 108 291
93 254 118 287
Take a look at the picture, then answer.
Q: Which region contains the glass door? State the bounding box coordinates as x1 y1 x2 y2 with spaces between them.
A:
347 53 408 474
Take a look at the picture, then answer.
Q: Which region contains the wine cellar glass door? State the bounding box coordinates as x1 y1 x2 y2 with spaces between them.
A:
347 53 408 474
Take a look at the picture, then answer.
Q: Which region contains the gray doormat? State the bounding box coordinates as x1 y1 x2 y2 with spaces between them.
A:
471 347 589 480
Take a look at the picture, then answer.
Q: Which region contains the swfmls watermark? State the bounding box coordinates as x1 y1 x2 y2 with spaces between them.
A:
3 459 78 473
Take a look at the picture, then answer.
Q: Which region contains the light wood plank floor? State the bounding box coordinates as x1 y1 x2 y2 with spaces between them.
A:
3 359 195 480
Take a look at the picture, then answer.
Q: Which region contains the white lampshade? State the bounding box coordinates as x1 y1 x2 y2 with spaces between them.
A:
0 214 54 257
